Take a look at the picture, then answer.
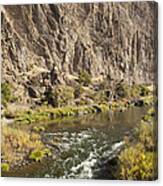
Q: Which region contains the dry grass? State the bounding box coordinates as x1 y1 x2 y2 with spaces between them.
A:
1 125 45 167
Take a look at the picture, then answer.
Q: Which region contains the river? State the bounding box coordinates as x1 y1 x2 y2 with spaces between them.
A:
4 106 148 179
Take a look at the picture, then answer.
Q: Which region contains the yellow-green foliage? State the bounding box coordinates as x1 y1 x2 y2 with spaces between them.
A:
1 82 15 106
138 108 156 151
94 90 108 104
142 95 155 106
115 83 130 99
112 83 152 101
29 148 52 162
142 107 155 122
119 143 155 180
147 107 155 116
1 126 47 166
43 85 74 107
139 85 151 96
9 84 155 125
78 71 91 86
14 104 109 124
130 84 151 98
53 85 74 107
98 104 109 112
114 84 151 100
32 126 45 132
4 106 32 119
138 121 155 151
1 163 10 172
118 107 157 180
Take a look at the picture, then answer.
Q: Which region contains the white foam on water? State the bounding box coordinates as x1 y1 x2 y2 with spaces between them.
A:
112 141 124 151
66 141 124 179
69 151 97 178
44 129 125 179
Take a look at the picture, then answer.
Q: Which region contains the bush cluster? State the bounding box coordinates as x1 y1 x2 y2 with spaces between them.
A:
118 107 157 180
1 82 13 106
1 126 51 172
78 71 91 86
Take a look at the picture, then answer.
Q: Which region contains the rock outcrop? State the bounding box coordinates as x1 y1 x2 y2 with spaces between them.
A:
1 2 158 104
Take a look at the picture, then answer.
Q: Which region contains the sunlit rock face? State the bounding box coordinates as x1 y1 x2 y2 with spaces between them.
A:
1 2 157 103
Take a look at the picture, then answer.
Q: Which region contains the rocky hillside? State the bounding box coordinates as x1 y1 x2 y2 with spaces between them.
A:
1 2 157 104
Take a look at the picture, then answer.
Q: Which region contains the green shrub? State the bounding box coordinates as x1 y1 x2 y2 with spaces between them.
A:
137 108 156 151
1 83 13 106
142 107 155 122
29 148 52 162
118 144 156 180
78 71 91 86
147 107 155 117
94 90 108 104
1 163 10 172
130 85 151 98
138 121 155 151
44 85 74 107
29 149 45 162
139 85 150 97
2 126 45 165
53 85 74 107
143 96 155 106
118 107 157 180
32 126 45 132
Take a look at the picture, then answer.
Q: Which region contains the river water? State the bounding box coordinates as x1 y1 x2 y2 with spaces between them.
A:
5 106 148 179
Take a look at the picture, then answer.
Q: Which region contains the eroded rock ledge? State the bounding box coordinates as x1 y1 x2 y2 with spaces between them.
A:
1 2 157 104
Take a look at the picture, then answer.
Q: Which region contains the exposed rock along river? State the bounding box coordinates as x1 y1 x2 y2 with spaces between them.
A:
1 3 157 105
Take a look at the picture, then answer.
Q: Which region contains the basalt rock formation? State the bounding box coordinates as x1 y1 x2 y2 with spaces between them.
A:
1 2 158 104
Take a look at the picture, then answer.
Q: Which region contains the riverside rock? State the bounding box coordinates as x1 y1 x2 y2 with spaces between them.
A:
1 2 157 104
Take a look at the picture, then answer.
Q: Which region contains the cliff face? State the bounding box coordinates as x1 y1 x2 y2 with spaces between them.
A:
1 2 157 104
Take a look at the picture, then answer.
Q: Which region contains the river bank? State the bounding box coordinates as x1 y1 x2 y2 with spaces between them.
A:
3 95 154 126
2 106 150 178
1 84 156 177
116 107 158 180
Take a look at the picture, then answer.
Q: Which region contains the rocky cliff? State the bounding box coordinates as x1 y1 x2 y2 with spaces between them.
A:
1 2 157 104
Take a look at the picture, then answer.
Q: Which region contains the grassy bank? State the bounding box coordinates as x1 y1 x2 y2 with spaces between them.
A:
2 82 155 124
1 83 156 173
117 107 157 180
1 125 52 173
3 94 155 125
8 104 109 125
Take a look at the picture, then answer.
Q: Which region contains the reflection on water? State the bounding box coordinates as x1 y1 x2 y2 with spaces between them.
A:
5 106 148 179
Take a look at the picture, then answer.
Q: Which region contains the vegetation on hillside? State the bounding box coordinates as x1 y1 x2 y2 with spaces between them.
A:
1 82 16 106
78 70 91 86
117 107 157 180
2 83 155 124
